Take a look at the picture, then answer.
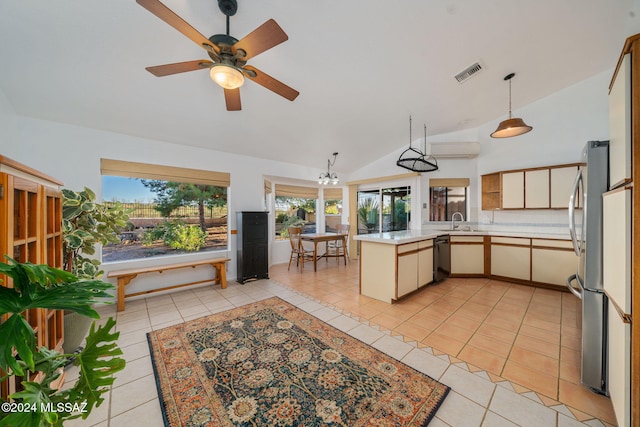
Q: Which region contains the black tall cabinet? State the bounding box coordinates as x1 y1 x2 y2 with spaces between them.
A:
236 211 269 284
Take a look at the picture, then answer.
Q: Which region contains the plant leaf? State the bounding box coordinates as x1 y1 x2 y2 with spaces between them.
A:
0 314 36 375
55 318 125 418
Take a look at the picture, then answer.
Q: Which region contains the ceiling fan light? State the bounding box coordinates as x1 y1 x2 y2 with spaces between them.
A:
210 64 245 89
490 117 533 138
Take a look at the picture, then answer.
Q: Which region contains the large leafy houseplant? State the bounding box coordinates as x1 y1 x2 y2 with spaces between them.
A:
0 257 125 427
61 187 131 354
62 187 130 279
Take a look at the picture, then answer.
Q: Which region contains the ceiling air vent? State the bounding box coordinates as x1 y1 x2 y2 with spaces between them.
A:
454 62 483 83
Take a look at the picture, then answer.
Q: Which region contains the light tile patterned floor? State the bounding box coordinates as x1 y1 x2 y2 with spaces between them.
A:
63 260 618 426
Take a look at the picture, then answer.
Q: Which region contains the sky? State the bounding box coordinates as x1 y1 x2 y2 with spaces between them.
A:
102 176 156 203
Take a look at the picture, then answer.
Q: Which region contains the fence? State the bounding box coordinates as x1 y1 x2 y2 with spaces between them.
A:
104 202 227 219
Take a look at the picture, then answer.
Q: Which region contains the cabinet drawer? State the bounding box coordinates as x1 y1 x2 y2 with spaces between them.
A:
531 239 572 249
418 239 433 249
491 236 530 246
397 242 418 254
450 235 484 243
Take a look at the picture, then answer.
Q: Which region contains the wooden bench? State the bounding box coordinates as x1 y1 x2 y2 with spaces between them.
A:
107 257 230 311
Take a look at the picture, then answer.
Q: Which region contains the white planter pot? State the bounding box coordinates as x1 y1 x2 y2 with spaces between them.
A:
63 311 93 354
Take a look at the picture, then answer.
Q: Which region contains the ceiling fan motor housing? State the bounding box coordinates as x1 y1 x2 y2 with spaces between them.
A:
218 0 237 16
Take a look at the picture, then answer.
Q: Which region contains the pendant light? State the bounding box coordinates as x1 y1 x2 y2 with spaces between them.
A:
396 116 438 172
318 152 339 185
490 73 532 138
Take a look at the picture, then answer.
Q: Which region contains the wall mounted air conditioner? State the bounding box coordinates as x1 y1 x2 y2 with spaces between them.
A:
426 141 480 159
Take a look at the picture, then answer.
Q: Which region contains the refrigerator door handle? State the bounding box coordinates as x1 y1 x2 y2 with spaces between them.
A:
566 273 583 299
568 169 582 256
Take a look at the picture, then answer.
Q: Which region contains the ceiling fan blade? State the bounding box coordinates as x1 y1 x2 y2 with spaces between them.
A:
232 19 288 60
136 0 219 55
224 88 242 111
145 60 213 77
243 65 299 101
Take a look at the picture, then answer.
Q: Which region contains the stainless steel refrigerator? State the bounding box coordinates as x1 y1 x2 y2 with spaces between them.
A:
567 140 609 395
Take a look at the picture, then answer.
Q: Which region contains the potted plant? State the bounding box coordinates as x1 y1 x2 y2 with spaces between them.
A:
61 187 130 354
0 257 125 427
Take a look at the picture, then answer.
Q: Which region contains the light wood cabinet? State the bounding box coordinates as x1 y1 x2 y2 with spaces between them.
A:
531 239 576 287
550 166 579 208
450 235 485 275
482 163 581 210
603 188 632 313
417 240 434 287
608 299 631 427
481 173 501 210
490 237 530 281
609 53 632 189
501 171 525 209
525 169 549 208
397 243 418 297
359 238 433 303
0 155 64 399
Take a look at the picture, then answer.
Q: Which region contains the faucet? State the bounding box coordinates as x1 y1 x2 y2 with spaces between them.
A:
451 212 464 230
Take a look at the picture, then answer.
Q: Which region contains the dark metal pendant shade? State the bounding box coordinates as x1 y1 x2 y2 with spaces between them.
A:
396 117 439 172
396 147 439 172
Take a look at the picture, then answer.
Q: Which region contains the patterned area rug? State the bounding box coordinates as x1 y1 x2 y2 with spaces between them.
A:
147 297 450 426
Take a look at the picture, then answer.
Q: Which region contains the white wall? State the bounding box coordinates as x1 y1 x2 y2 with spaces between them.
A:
349 69 612 233
0 66 613 293
0 110 333 293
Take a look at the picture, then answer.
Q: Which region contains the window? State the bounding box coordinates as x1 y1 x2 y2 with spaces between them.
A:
357 186 411 234
274 184 318 239
429 178 469 221
323 187 343 232
100 159 229 262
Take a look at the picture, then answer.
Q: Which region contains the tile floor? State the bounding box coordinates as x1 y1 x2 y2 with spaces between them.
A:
63 259 618 426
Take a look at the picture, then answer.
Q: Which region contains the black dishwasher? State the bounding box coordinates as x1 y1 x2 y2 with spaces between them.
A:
433 235 450 282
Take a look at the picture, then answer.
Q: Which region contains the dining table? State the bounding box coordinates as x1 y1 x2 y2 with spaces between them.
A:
300 232 348 271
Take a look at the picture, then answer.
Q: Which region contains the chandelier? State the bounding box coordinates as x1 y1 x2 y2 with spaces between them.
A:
318 152 339 185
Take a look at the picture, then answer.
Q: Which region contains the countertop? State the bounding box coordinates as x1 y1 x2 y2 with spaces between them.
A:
353 229 570 245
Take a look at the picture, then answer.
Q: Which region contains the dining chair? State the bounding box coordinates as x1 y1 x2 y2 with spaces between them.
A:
327 223 349 264
287 227 314 271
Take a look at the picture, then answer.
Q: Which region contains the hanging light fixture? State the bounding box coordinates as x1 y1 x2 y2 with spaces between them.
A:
490 73 532 138
396 116 438 172
209 63 245 90
318 152 339 185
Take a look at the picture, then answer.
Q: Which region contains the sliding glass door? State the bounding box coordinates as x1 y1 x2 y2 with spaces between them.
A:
357 186 411 234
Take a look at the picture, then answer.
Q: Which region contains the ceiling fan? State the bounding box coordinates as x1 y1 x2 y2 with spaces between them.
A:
137 0 299 111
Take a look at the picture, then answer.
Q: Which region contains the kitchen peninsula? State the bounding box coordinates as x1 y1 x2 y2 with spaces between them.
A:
354 229 575 304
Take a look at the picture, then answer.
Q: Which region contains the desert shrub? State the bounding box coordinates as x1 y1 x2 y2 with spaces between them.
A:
142 220 206 251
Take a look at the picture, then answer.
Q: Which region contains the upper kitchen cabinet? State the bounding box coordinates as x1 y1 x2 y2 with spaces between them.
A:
501 171 525 209
481 173 501 210
609 52 632 189
524 169 549 209
550 165 579 208
481 163 580 210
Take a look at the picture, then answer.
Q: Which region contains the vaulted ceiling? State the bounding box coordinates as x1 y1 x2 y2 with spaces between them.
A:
0 1 635 173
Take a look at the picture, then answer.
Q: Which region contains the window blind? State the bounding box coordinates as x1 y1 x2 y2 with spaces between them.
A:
429 178 470 188
323 187 343 200
100 159 230 187
274 184 319 198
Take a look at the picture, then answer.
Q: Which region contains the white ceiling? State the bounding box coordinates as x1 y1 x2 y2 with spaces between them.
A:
0 1 635 173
